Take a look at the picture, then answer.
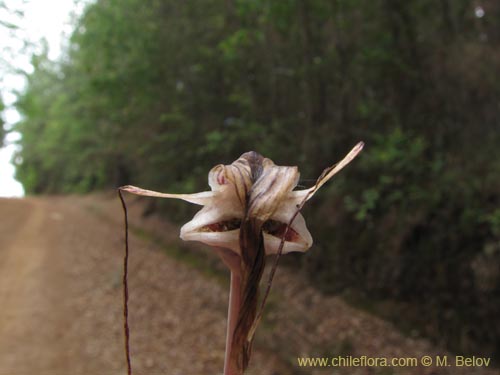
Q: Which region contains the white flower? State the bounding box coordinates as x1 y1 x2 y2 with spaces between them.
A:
121 142 364 255
120 141 364 375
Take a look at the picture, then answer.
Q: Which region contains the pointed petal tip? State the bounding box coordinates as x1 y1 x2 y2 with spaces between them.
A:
119 185 150 195
119 185 137 193
350 141 364 156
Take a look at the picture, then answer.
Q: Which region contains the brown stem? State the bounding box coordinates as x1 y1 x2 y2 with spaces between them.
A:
224 270 242 375
118 189 132 375
216 248 243 374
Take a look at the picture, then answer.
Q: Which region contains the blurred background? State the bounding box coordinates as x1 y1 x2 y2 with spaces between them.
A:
1 0 499 371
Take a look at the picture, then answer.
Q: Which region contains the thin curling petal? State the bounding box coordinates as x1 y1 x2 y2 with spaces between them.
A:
297 141 365 201
119 185 214 205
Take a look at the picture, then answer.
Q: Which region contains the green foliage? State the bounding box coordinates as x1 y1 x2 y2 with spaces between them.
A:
485 209 500 237
344 129 429 222
308 126 500 360
11 0 500 361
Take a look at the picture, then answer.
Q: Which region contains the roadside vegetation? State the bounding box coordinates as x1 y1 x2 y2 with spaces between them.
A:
9 0 500 361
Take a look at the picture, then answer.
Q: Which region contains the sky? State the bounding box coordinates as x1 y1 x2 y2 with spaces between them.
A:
0 0 88 197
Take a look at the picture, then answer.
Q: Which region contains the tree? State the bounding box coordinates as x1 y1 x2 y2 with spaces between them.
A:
13 0 500 359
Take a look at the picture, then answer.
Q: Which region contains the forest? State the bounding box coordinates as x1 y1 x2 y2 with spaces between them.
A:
8 0 500 362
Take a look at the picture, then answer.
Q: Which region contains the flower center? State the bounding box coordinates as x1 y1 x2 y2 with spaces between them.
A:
198 219 300 243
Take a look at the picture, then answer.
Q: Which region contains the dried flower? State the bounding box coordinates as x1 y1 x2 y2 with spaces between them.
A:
119 141 363 374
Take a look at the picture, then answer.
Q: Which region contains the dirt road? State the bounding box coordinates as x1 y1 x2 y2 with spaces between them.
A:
0 195 291 375
0 196 127 374
0 195 498 375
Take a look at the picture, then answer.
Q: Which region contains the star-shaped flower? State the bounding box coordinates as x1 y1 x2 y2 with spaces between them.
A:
119 142 363 375
121 142 363 255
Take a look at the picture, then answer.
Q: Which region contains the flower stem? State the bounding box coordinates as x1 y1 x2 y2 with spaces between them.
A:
224 270 242 375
